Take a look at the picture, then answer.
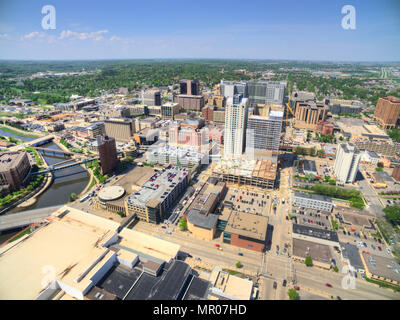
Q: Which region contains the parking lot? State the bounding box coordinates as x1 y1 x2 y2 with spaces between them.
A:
291 207 333 230
223 187 272 216
337 230 393 259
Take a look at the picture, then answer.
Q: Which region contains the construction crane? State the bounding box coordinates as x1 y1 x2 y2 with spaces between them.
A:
285 102 295 123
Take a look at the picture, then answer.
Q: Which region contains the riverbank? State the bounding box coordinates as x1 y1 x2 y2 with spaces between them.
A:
0 125 41 139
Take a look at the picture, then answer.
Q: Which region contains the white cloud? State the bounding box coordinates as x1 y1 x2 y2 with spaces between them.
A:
110 35 122 41
59 29 109 41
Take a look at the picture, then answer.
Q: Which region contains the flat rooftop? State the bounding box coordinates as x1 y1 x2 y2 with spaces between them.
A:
224 210 268 241
0 206 120 300
209 267 253 300
127 167 188 208
292 224 339 243
118 228 180 263
340 243 364 271
294 192 332 203
361 252 400 283
292 238 332 265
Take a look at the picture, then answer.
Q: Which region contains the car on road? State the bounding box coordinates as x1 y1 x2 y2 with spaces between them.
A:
273 281 277 289
195 257 201 261
238 253 244 256
378 238 382 244
371 244 376 250
217 247 223 251
378 246 382 251
282 280 287 287
325 283 332 288
161 226 166 229
387 248 392 254
293 286 300 290
215 244 220 247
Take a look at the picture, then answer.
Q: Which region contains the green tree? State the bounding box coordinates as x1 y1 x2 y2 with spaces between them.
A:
117 210 126 218
383 206 400 224
309 147 316 157
288 288 299 300
305 256 313 267
179 217 187 231
69 192 77 202
236 261 243 268
125 156 134 164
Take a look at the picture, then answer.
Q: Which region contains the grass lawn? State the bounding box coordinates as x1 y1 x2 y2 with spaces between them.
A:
0 125 40 138
8 228 31 243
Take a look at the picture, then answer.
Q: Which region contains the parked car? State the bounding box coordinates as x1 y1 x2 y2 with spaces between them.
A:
387 248 392 254
273 281 277 289
325 283 332 288
282 280 287 287
293 286 300 291
238 253 244 256
378 246 382 251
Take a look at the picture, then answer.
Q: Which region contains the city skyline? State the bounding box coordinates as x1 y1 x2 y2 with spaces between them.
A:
0 0 399 61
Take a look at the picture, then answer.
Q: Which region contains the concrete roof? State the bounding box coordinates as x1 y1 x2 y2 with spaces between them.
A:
98 186 125 202
361 252 400 283
0 206 120 300
118 228 180 263
292 238 331 265
209 267 253 300
224 210 268 241
127 167 188 208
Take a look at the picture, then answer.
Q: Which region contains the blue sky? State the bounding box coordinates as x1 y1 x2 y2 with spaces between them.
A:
0 0 399 61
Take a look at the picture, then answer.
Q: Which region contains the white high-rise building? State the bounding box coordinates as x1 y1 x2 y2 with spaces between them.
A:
334 143 361 184
224 102 248 158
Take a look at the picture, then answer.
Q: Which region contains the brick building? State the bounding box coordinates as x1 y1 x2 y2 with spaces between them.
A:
222 210 269 252
0 151 31 192
97 135 119 175
373 96 400 129
316 121 334 136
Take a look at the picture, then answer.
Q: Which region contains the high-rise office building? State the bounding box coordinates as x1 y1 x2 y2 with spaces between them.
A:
373 96 400 129
294 101 328 130
224 103 248 158
247 81 286 106
334 143 361 184
220 80 248 99
142 90 161 106
97 135 119 175
246 109 283 152
104 118 135 142
180 79 200 96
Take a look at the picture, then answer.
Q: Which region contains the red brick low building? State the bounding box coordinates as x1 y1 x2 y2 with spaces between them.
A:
222 210 268 252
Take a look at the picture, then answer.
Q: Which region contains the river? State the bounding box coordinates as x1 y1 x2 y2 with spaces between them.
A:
0 128 90 212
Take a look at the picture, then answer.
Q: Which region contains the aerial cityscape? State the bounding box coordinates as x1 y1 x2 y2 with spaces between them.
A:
0 0 400 305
